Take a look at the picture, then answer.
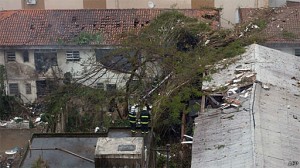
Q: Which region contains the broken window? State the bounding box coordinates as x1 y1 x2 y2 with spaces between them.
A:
95 49 132 71
25 83 31 94
295 49 300 56
96 83 104 90
34 50 58 73
66 51 80 62
23 50 29 62
9 83 19 95
36 80 55 97
106 84 116 92
6 51 16 62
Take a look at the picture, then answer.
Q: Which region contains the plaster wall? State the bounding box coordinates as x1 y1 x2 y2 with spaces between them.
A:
0 0 22 10
57 49 128 89
106 0 191 9
215 0 269 28
269 0 286 7
44 0 83 9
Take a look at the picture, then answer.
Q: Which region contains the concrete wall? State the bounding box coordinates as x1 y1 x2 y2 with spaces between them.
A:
106 0 191 9
191 0 214 8
0 48 129 103
215 0 269 28
0 0 22 10
269 0 286 7
45 0 83 9
0 0 191 10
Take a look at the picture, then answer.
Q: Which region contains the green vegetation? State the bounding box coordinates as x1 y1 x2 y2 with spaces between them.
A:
282 30 296 39
73 32 102 45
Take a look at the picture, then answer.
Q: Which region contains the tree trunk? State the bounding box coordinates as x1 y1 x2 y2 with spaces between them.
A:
181 112 186 142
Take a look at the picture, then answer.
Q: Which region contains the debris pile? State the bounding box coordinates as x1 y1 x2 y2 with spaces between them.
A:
204 64 271 111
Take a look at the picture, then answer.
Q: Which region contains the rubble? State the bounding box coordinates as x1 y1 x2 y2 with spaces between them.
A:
204 67 257 111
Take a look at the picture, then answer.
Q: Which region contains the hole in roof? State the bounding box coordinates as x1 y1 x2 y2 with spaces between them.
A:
134 18 139 28
202 14 215 20
30 24 35 30
72 16 77 22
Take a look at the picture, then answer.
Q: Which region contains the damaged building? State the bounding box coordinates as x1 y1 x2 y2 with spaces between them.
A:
0 9 219 103
191 44 300 167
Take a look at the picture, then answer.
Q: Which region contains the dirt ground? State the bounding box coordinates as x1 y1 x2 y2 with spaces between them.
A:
0 128 42 167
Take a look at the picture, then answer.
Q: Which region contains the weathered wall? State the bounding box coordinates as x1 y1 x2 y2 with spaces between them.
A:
83 0 106 9
0 0 22 10
191 0 214 8
57 49 128 90
215 0 269 28
106 0 191 9
269 0 286 7
44 0 83 9
22 0 45 9
0 50 37 103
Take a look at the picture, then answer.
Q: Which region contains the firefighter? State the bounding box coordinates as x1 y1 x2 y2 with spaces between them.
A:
140 106 150 134
128 105 137 134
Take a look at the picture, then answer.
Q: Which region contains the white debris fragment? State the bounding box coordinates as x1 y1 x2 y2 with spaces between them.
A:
235 73 244 79
228 87 238 95
262 84 270 90
233 78 242 83
204 40 210 46
35 117 41 123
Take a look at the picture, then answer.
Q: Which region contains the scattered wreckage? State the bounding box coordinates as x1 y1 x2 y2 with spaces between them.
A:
203 65 271 111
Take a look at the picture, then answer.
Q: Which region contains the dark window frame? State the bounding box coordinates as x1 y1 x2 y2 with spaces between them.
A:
6 51 16 62
295 49 300 56
23 50 29 62
106 84 117 92
66 51 80 62
9 83 19 95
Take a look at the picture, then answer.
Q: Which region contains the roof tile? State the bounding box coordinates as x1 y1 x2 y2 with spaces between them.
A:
0 9 219 46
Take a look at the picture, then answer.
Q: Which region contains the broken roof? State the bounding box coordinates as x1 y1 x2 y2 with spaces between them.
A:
191 44 300 167
239 6 300 45
0 9 219 47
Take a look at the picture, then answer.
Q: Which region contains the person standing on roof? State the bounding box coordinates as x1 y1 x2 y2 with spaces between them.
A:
128 105 137 134
140 106 150 134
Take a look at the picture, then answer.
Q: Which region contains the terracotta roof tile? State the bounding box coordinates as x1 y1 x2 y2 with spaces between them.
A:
239 7 300 44
0 9 219 46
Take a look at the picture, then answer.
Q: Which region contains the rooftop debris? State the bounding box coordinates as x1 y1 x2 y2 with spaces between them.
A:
203 64 265 111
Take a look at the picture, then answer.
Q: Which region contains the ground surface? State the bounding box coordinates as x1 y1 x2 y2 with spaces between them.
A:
0 128 42 167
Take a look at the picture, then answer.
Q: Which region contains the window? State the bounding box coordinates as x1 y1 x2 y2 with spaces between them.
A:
25 83 31 94
34 50 58 72
9 83 19 95
6 51 16 62
95 49 132 71
295 49 300 56
96 83 104 90
66 51 80 62
23 50 29 62
106 84 116 92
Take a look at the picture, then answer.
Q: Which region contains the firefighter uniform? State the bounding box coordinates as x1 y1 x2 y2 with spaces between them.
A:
129 106 137 133
140 107 150 134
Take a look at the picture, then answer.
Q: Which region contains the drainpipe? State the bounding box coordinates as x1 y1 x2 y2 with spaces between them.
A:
3 50 9 95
